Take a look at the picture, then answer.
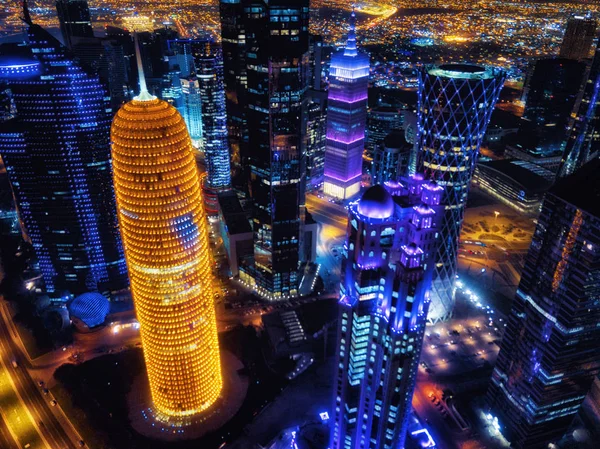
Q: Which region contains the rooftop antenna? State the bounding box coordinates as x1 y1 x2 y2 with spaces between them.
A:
133 32 156 101
344 7 358 57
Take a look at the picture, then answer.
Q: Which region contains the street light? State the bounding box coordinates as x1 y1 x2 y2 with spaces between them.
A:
494 211 500 220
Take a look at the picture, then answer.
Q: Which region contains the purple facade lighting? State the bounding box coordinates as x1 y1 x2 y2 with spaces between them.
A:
330 178 442 449
323 11 369 200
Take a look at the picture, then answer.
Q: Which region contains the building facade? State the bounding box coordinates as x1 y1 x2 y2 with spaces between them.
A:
559 38 600 178
194 41 231 189
111 60 222 417
486 159 600 449
323 11 369 200
179 76 203 148
518 58 586 160
306 100 327 190
366 106 403 158
0 14 128 296
330 178 441 449
560 15 597 61
55 0 94 48
416 64 505 322
371 130 411 186
219 0 249 192
231 0 309 300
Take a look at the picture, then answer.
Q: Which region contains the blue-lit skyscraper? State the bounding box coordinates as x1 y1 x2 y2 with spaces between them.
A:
323 11 369 200
179 76 203 149
0 8 128 296
194 41 231 190
330 177 441 449
486 159 600 449
415 64 505 322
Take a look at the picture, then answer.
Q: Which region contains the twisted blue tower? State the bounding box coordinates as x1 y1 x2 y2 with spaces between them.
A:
323 10 369 199
415 64 505 322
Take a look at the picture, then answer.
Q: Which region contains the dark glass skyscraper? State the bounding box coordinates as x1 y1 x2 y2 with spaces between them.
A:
559 39 600 178
0 10 127 295
219 0 249 192
330 178 441 449
222 0 309 300
560 15 597 61
416 64 505 322
487 159 600 449
371 131 411 186
518 58 587 159
323 11 369 200
55 0 94 48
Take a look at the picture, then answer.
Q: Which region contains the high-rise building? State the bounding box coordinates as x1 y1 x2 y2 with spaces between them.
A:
371 131 411 186
179 76 203 148
0 9 128 296
219 0 249 192
306 100 327 190
323 11 369 200
193 41 231 190
560 15 597 61
330 178 441 449
55 0 94 48
416 64 505 322
559 39 600 178
225 0 309 300
486 159 600 449
111 49 222 417
517 58 587 160
366 106 403 158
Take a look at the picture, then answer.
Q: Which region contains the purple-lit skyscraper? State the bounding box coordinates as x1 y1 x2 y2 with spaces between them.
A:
329 177 441 449
323 11 369 200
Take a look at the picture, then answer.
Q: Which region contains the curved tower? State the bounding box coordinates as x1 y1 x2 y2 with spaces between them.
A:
323 10 369 200
416 64 505 322
111 48 222 417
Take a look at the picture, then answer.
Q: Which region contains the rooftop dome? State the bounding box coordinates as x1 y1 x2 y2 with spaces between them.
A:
68 293 110 328
357 185 395 219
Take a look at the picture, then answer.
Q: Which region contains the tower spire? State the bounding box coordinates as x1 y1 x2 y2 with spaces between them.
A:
133 32 155 102
344 7 357 57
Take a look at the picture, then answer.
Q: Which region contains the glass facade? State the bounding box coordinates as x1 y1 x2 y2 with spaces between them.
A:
559 38 600 178
219 0 249 193
416 64 505 323
194 41 231 189
226 0 309 300
323 11 369 200
486 159 600 449
330 178 441 449
0 19 128 296
55 0 94 48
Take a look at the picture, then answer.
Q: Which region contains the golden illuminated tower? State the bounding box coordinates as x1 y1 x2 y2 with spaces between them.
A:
110 40 222 417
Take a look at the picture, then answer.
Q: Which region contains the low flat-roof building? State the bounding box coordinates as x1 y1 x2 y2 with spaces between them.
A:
473 159 554 215
218 191 253 277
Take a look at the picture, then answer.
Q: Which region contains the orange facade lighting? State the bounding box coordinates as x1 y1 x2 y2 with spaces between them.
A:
111 96 222 417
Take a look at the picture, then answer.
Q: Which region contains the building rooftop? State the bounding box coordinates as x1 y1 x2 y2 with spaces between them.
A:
427 63 502 80
478 159 554 193
357 185 395 219
551 158 600 217
218 190 252 235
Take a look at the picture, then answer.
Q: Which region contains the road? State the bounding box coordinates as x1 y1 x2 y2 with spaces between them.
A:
0 301 78 449
305 193 348 291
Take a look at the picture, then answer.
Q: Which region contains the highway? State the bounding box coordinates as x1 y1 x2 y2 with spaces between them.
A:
0 301 79 449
